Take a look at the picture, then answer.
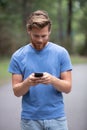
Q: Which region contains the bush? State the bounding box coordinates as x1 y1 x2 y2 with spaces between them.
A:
77 43 87 56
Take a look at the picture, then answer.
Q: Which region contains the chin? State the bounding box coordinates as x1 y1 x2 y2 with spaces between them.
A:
35 45 44 50
32 42 47 50
36 47 43 51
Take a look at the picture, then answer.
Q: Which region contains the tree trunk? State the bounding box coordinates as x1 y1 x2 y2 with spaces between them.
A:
65 0 73 54
84 33 87 55
58 0 64 44
22 0 33 27
67 0 72 35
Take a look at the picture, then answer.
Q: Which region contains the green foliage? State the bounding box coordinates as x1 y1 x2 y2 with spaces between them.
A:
0 57 11 85
73 1 87 55
0 0 87 56
70 55 87 64
79 3 87 33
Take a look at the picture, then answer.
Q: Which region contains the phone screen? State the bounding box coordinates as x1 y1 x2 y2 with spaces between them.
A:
34 73 43 77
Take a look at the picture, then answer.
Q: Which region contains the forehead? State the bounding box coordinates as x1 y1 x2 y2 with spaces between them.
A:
30 26 50 34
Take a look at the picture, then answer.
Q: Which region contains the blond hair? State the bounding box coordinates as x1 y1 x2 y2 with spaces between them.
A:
26 10 51 31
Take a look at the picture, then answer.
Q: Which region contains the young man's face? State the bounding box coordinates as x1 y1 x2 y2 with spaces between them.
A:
28 25 51 50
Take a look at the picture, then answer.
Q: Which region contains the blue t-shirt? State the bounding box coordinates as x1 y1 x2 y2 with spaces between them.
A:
8 42 72 120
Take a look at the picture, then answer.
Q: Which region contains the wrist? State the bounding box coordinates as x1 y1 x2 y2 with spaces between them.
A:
23 78 31 88
51 76 57 85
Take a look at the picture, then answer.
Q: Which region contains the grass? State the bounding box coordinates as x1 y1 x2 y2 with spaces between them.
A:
0 57 11 85
0 55 87 86
70 55 87 64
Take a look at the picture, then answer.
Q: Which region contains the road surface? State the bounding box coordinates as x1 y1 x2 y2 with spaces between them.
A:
0 64 87 130
64 64 87 130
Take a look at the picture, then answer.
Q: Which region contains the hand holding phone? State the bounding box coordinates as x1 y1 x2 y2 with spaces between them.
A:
34 73 43 77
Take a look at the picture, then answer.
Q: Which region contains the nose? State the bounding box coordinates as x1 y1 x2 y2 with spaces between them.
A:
38 37 43 42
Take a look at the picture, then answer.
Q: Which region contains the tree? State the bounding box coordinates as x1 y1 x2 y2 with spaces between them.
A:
65 0 73 54
0 0 24 56
73 0 87 55
57 0 64 44
22 0 34 26
78 2 87 55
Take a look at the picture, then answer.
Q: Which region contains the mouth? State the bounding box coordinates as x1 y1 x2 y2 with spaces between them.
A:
36 42 42 45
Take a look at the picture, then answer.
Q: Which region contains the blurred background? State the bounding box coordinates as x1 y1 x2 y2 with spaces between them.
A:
0 0 87 130
0 0 87 56
1 0 87 84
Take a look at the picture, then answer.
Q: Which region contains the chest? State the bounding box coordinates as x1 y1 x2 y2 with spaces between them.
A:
22 51 61 78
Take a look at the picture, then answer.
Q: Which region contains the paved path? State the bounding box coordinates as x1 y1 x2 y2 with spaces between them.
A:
0 64 87 130
0 82 21 130
64 64 87 130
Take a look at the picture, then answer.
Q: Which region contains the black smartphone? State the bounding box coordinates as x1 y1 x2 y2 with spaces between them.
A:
34 73 43 77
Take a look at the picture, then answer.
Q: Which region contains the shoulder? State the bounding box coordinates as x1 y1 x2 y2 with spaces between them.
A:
12 44 30 60
13 44 29 56
49 42 68 54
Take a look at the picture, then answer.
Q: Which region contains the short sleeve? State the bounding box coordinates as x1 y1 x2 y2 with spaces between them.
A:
8 54 22 74
60 48 72 72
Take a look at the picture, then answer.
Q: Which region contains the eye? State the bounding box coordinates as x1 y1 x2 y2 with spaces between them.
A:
42 35 46 38
34 35 39 38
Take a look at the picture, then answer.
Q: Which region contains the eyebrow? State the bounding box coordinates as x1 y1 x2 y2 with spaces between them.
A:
33 34 48 37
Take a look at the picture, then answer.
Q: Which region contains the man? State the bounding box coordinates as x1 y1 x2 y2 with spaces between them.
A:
8 10 72 130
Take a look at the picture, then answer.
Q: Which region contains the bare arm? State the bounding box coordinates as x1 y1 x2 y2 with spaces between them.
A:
40 71 72 93
12 73 40 97
12 70 72 97
52 71 72 93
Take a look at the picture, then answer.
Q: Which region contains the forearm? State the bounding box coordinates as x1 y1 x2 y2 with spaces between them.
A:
13 78 31 97
51 76 72 93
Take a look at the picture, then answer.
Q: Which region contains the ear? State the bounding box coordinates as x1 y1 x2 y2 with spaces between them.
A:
49 30 51 35
27 28 31 35
26 24 31 34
